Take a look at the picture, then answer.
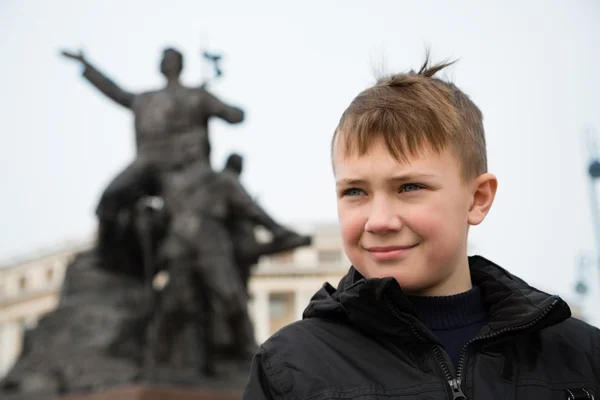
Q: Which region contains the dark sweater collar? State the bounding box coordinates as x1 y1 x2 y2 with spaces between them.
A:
407 286 487 330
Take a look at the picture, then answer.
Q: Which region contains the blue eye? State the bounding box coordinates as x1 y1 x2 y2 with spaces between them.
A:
400 184 422 193
342 188 364 197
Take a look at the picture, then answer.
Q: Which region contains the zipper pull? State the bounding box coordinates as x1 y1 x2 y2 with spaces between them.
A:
448 378 467 400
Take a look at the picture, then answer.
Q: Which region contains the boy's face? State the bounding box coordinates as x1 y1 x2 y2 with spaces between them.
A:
333 136 496 296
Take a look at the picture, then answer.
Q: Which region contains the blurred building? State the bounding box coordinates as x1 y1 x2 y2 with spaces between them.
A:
0 240 93 378
0 223 349 379
249 223 349 343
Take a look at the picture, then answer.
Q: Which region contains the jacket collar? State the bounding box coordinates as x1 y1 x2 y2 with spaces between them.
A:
303 256 571 341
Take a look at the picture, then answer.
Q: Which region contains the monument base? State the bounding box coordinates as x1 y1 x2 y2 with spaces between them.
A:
59 385 242 400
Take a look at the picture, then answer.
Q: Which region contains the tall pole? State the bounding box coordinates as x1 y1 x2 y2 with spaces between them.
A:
587 173 600 283
584 125 600 296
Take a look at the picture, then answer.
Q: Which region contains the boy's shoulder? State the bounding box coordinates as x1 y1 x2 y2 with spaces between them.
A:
541 316 600 350
520 317 600 384
259 316 353 357
257 310 600 365
257 314 382 370
251 316 431 399
251 318 352 396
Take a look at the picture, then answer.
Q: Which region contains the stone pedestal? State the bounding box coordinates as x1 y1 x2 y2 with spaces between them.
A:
59 385 242 400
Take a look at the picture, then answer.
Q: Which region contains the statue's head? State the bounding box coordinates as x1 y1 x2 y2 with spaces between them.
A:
160 47 184 78
225 153 244 176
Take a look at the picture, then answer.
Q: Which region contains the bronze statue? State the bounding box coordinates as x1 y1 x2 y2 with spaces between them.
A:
61 48 245 258
148 157 307 375
60 48 240 166
0 45 313 399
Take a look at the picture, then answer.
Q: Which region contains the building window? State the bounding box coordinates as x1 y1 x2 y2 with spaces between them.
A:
268 292 295 334
18 276 27 290
318 249 341 263
269 294 289 319
46 268 54 282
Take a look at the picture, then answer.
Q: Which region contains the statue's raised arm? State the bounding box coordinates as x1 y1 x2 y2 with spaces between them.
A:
203 89 245 124
61 49 134 109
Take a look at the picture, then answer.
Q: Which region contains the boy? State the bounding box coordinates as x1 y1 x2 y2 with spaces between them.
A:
243 56 600 399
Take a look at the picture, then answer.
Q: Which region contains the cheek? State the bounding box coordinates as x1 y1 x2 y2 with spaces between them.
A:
337 204 365 246
408 197 468 241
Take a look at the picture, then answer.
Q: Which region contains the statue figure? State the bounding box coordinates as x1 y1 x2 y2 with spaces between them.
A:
60 47 244 263
223 153 265 292
145 157 309 376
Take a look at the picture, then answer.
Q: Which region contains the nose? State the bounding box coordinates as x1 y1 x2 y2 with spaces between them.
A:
364 196 402 234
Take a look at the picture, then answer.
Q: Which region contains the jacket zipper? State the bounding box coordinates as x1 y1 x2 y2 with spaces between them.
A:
432 346 466 399
386 297 559 400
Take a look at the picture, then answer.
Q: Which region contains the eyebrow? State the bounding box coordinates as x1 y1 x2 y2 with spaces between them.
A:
335 173 436 187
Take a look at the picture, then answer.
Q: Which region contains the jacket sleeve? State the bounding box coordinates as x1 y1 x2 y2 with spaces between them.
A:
242 347 282 400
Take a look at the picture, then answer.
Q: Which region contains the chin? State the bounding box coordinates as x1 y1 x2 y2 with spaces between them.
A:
393 279 430 294
359 263 411 280
370 267 430 292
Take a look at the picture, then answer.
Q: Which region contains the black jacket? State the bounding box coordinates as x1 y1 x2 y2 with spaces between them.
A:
243 256 600 399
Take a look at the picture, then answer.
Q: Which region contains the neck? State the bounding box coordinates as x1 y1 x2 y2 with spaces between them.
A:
411 267 472 297
415 251 472 296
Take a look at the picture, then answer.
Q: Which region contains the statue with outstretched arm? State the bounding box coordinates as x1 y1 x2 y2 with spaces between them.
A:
61 50 135 109
60 47 245 222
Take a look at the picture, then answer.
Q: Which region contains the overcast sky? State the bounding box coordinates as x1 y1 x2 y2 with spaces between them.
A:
1 0 599 322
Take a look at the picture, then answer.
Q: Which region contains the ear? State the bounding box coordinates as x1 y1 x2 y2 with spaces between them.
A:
468 173 498 226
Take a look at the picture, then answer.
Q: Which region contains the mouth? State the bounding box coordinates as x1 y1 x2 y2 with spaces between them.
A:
364 244 418 261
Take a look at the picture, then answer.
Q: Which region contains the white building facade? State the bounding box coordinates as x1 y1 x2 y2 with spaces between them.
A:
0 241 93 377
